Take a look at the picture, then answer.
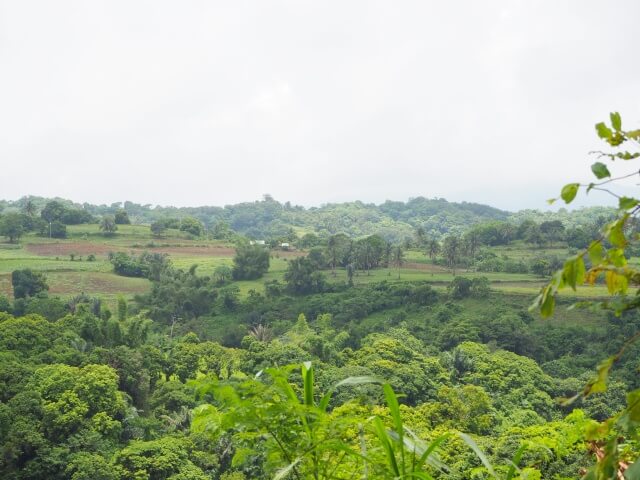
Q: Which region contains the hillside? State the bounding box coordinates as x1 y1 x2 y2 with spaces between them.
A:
0 195 613 242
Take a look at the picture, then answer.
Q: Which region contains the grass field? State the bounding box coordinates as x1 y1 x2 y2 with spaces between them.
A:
0 227 610 303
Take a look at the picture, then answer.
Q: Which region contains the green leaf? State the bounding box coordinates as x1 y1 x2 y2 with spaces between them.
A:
561 183 580 203
585 356 615 396
619 197 639 210
610 112 622 131
539 286 556 318
591 162 611 179
546 198 557 205
383 384 405 474
624 458 640 480
616 151 640 160
302 362 314 407
562 257 586 291
274 458 301 480
596 122 613 139
505 444 528 480
458 432 496 478
588 241 604 266
373 416 400 476
607 219 627 248
627 129 640 140
416 433 452 469
334 376 382 388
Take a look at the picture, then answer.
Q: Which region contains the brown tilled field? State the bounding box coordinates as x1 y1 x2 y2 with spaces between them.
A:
404 262 450 272
24 242 305 258
25 242 115 256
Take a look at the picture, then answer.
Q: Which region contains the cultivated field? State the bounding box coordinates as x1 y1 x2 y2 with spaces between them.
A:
0 225 607 306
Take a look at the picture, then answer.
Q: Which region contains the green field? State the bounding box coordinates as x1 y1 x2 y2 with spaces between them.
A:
0 227 609 302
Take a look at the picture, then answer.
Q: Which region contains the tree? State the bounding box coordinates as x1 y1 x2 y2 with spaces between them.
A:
442 235 460 274
232 245 270 280
150 220 167 237
210 220 231 240
40 200 67 223
283 256 326 294
539 220 565 247
426 238 440 261
99 215 117 235
534 112 640 477
114 209 131 225
11 269 49 298
448 276 472 298
392 245 404 279
463 229 480 261
39 220 66 239
326 233 350 276
0 213 25 243
179 217 204 237
214 265 233 284
22 197 37 217
524 223 545 247
414 225 426 247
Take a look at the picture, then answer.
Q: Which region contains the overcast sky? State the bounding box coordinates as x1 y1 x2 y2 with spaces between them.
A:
1 1 639 211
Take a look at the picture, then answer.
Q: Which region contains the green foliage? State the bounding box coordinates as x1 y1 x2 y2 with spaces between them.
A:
100 215 118 235
114 209 131 225
232 245 270 280
109 251 171 280
0 213 26 243
11 268 49 298
284 256 327 294
180 217 204 237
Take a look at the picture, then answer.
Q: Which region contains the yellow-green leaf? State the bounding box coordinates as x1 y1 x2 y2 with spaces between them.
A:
607 220 627 247
561 183 579 204
610 112 622 131
563 257 586 291
588 241 604 265
619 197 639 210
596 122 612 139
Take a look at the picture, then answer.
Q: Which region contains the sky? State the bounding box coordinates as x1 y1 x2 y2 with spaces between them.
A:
1 1 639 211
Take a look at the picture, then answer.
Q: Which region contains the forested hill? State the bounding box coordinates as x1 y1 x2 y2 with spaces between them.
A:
0 195 612 242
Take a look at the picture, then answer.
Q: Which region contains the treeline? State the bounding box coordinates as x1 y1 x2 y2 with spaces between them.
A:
0 195 618 248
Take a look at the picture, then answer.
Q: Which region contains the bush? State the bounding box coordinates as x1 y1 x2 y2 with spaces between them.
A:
38 220 67 239
232 245 270 280
11 269 49 299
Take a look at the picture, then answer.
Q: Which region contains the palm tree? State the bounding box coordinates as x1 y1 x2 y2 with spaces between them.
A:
426 239 440 261
22 197 37 217
392 245 405 279
442 235 460 274
414 225 426 247
327 235 339 276
99 215 118 235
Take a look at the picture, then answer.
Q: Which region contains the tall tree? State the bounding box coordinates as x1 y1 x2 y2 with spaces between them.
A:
426 238 441 261
443 235 460 274
392 245 405 279
0 213 25 243
40 200 67 223
99 215 118 235
414 225 427 247
22 197 37 217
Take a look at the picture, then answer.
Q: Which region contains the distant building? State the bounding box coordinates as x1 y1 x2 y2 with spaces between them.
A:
250 240 266 246
280 242 290 250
